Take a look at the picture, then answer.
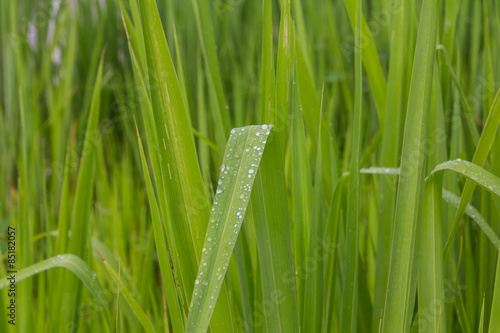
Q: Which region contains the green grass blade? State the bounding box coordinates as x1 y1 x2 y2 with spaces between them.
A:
442 190 500 250
1 254 109 318
445 89 500 256
252 129 299 333
302 117 324 332
340 0 362 329
275 0 292 150
418 173 446 333
429 159 500 197
343 0 387 120
136 126 185 332
381 0 440 330
56 52 104 331
186 125 273 332
102 258 155 333
373 0 409 325
259 0 275 124
489 253 500 333
291 63 312 324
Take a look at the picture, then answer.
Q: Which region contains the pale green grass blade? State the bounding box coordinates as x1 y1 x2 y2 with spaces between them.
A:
381 0 440 330
445 89 500 256
252 129 299 333
442 190 500 250
489 254 500 333
429 160 500 197
479 293 485 333
186 125 273 333
102 258 155 333
340 0 362 329
0 254 109 321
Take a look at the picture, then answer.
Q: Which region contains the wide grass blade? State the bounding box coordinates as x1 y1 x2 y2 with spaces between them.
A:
186 125 274 332
252 129 299 333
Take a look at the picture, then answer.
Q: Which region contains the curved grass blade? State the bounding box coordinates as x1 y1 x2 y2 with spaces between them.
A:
444 89 500 256
442 190 500 250
428 159 500 197
0 254 109 320
186 125 274 333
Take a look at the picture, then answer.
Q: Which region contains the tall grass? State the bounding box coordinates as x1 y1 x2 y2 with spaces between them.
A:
1 0 500 332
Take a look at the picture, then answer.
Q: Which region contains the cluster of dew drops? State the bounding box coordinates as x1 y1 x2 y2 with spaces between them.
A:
189 125 271 327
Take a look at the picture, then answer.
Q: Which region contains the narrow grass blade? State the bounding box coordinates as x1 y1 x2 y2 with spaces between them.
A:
489 254 500 333
275 0 292 150
303 117 324 332
291 64 312 324
418 173 445 333
382 0 440 330
102 258 155 333
259 0 275 124
429 159 500 197
340 0 362 329
442 190 500 250
343 0 387 119
186 125 273 332
136 124 185 332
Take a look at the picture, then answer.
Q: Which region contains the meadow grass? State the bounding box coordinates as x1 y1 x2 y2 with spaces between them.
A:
1 0 500 332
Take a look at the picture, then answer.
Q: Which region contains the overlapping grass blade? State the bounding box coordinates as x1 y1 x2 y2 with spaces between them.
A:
445 89 500 256
102 257 155 333
186 125 274 332
381 0 440 330
55 53 104 331
1 254 109 325
252 129 299 333
340 0 362 329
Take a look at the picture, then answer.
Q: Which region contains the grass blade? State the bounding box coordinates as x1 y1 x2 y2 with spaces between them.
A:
381 0 440 330
252 128 299 333
186 125 273 332
340 0 362 329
